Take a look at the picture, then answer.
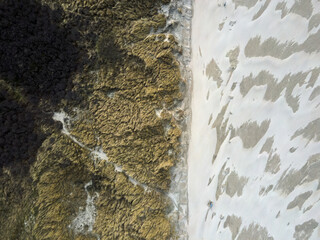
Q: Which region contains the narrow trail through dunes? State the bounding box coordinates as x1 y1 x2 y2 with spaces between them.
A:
53 111 182 213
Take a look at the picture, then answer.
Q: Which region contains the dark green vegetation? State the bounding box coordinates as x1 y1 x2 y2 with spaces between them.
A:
0 0 183 239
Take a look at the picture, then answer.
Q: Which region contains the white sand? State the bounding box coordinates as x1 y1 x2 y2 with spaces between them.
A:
189 0 320 239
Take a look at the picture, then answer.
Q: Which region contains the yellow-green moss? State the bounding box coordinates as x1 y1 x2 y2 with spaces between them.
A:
1 0 183 239
30 134 93 239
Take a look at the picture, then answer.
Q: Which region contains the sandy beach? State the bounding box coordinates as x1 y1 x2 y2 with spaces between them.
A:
189 0 320 239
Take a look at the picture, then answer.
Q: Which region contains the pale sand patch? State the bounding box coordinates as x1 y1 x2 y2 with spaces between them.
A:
237 223 274 240
309 86 320 101
223 215 242 240
260 136 274 154
276 0 313 19
226 46 240 70
293 219 318 240
240 70 311 112
265 153 281 174
252 0 271 20
291 118 320 142
231 120 270 148
287 191 313 210
211 103 230 162
245 30 320 60
206 58 222 87
277 154 320 195
224 171 248 197
308 13 320 31
232 0 258 9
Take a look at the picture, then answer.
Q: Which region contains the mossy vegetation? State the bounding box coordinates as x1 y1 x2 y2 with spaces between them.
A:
0 0 183 239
